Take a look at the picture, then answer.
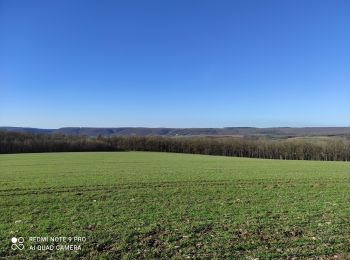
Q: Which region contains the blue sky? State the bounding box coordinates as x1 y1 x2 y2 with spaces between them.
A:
1 0 349 128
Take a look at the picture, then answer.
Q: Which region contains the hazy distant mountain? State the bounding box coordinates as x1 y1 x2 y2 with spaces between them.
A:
1 126 349 137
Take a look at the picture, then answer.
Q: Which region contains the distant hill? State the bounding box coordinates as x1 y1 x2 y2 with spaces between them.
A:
1 126 350 137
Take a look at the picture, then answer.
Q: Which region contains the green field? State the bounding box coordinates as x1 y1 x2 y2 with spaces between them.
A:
1 152 350 259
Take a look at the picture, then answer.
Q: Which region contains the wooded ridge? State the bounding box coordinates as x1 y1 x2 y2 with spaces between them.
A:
1 131 349 161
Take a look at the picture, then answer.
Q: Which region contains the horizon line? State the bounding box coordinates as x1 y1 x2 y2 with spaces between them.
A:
1 126 350 129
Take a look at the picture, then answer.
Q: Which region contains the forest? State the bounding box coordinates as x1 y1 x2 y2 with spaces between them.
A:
0 131 349 161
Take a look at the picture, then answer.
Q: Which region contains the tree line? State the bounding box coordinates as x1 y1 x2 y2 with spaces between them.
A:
1 131 349 161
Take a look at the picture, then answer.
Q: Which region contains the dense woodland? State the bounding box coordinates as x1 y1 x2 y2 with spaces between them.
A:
1 131 349 161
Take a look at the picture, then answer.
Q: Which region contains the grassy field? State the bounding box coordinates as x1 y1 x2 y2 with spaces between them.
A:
1 152 350 259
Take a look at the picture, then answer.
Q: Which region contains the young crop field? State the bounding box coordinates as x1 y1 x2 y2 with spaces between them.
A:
1 152 350 259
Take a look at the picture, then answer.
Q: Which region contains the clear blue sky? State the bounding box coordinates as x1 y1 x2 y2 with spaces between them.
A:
1 0 349 128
